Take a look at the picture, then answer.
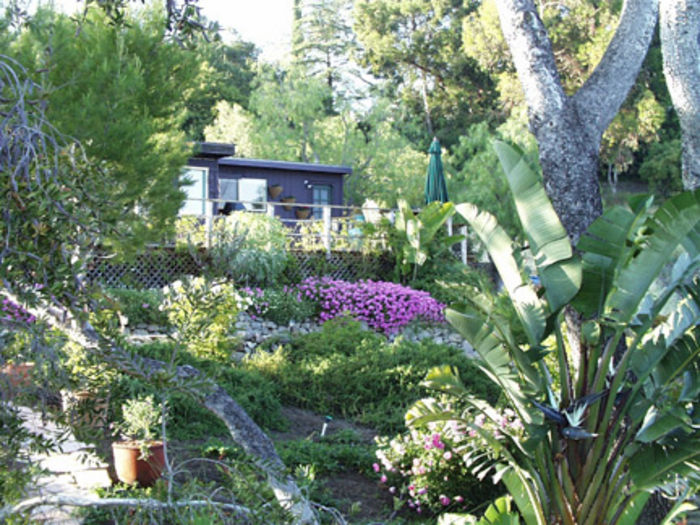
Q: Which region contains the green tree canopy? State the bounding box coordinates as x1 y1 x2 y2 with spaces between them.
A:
2 6 202 250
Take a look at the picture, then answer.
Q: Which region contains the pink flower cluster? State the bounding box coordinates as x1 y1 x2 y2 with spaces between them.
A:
297 277 445 334
1 297 36 325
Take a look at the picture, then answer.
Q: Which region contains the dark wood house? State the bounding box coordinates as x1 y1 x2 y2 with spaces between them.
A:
182 142 350 220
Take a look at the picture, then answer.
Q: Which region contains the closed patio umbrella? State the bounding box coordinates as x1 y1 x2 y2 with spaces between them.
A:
424 137 449 204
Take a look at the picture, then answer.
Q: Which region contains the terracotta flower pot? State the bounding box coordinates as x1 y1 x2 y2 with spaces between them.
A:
112 441 165 487
295 206 312 219
268 184 283 199
0 362 35 389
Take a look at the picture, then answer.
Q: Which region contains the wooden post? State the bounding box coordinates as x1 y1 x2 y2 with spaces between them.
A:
266 202 275 218
205 213 213 250
460 226 468 265
323 205 332 257
447 215 453 236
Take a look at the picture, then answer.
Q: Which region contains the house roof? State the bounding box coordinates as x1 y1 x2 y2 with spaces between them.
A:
194 142 236 158
219 157 352 175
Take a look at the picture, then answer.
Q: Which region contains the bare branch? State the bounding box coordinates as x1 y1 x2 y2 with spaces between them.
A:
0 495 251 522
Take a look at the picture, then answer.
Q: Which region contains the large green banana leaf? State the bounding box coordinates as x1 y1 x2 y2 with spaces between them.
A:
492 141 581 313
455 203 546 346
606 190 700 325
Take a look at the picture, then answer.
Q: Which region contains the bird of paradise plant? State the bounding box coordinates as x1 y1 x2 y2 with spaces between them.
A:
408 141 700 525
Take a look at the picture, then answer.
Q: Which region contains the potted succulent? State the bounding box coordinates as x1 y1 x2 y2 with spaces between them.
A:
280 196 296 211
112 395 165 487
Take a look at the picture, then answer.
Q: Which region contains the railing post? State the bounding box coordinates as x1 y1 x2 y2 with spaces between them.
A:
205 213 213 250
266 202 275 218
446 215 453 236
460 226 468 265
323 205 332 257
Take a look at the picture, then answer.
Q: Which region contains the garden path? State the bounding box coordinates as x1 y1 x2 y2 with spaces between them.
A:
17 405 112 524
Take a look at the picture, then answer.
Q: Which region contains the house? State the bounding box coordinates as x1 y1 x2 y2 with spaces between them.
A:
181 142 351 220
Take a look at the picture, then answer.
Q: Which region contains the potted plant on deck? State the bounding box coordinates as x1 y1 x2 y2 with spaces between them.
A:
280 196 296 211
112 395 166 487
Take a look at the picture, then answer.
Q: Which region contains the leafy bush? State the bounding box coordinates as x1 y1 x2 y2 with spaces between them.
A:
297 277 445 334
244 318 498 434
130 341 286 434
161 277 248 361
242 286 317 325
375 414 507 515
639 138 683 197
179 212 289 286
105 288 168 327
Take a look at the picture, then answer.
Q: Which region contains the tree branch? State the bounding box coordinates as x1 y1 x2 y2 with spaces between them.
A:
0 495 251 523
493 0 567 130
660 0 700 189
573 0 659 136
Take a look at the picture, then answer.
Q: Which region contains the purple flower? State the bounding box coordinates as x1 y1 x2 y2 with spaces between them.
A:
372 463 380 472
440 495 451 506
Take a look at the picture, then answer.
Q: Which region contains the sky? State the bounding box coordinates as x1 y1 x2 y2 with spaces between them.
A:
196 0 293 62
25 0 294 62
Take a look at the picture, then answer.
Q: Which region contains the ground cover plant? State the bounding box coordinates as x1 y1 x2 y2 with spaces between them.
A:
297 278 445 334
245 317 498 434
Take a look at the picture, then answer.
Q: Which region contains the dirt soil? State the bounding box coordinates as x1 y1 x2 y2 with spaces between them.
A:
271 407 397 524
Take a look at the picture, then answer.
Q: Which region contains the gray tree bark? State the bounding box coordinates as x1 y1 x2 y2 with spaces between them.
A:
493 0 659 243
660 0 700 190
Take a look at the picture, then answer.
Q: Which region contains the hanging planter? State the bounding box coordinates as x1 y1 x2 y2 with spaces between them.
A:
281 196 296 211
295 206 312 219
268 184 283 199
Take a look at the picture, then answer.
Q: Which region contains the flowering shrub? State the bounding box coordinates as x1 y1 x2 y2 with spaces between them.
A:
1 297 36 325
241 286 317 325
297 277 445 333
161 277 250 361
374 406 518 515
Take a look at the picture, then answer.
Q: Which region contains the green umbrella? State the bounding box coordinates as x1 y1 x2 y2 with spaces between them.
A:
424 137 449 204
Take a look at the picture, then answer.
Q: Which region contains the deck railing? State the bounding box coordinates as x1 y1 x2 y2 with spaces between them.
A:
177 197 470 264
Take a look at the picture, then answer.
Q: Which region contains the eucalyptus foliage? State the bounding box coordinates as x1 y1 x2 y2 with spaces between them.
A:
409 141 700 524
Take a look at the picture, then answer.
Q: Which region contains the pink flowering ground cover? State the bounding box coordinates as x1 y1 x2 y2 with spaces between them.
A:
297 277 445 334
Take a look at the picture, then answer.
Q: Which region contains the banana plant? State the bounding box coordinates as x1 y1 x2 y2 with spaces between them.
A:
407 141 700 525
392 198 463 282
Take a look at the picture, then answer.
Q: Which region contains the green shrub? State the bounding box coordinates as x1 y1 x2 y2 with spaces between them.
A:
106 288 169 327
161 277 247 362
243 286 317 325
179 212 289 286
131 341 286 434
244 318 497 434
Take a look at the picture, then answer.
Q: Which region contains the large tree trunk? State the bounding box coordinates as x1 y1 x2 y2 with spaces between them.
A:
494 0 659 243
660 0 700 190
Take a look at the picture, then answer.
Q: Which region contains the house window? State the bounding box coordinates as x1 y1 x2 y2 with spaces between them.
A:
219 178 238 214
312 185 331 219
239 178 267 211
179 167 208 216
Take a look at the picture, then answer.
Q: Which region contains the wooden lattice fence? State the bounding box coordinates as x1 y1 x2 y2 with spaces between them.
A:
87 248 394 289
